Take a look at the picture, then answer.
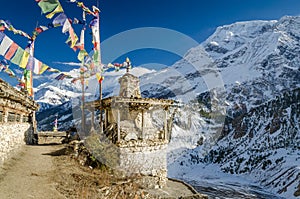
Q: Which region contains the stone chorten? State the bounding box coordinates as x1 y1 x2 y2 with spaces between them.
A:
88 71 174 188
118 73 141 98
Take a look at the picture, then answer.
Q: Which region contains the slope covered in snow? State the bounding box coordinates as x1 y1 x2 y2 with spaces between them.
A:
165 16 300 198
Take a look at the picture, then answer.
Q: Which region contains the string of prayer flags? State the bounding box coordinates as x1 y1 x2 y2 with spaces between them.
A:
0 60 24 86
32 26 49 40
69 1 97 16
107 58 132 72
89 12 100 66
36 1 79 49
0 20 31 39
0 32 60 75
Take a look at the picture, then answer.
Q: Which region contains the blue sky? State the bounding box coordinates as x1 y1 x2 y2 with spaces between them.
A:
1 0 300 86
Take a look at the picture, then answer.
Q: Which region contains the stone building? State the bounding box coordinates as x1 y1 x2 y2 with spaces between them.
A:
87 72 174 188
0 79 39 165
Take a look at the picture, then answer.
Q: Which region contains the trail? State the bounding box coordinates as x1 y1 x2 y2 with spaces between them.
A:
0 145 65 199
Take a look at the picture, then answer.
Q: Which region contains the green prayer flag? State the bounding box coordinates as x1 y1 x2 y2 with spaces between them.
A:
77 50 88 62
38 0 60 14
93 50 100 64
10 47 24 66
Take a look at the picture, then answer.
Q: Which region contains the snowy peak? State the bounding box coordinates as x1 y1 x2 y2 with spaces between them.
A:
203 20 277 59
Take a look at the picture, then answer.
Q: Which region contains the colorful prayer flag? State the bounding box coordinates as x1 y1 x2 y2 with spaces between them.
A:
0 32 5 42
38 0 60 14
0 35 13 56
26 56 34 70
47 67 60 73
39 64 49 74
55 73 66 80
19 50 30 69
33 58 42 74
46 3 64 19
52 13 67 27
10 47 24 66
24 69 33 96
4 42 18 60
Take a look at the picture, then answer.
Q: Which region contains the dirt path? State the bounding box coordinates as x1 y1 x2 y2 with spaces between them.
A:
0 144 206 199
0 145 65 199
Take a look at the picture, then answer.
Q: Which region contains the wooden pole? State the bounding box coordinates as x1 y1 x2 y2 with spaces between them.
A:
81 61 86 134
81 11 86 135
99 81 103 133
96 7 103 134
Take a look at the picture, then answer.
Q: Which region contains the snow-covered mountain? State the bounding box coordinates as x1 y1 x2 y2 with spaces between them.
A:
166 16 300 198
35 67 156 130
35 15 300 198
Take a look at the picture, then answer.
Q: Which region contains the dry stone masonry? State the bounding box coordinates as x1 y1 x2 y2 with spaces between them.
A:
0 79 39 165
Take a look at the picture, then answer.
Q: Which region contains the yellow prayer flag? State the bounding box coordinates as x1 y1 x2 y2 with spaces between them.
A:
107 63 114 67
46 4 64 19
96 73 101 80
39 64 49 74
19 51 30 68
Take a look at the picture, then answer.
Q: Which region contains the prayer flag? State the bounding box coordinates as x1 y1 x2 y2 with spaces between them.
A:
33 58 42 74
26 56 34 70
46 3 64 19
0 35 13 56
62 19 71 33
34 26 48 33
4 42 18 60
0 32 5 42
10 47 24 66
39 64 49 74
96 73 104 83
55 73 66 80
47 67 60 73
77 49 88 61
65 28 78 48
38 0 60 14
52 13 67 27
19 50 30 69
24 69 33 96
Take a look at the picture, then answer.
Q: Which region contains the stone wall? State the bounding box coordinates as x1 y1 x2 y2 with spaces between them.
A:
118 143 168 188
0 122 32 165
